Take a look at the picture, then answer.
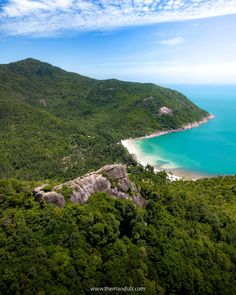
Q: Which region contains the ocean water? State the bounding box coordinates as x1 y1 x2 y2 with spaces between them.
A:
136 85 236 176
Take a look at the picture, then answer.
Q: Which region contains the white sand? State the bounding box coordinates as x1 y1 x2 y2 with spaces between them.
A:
121 139 182 181
121 114 215 181
121 139 155 167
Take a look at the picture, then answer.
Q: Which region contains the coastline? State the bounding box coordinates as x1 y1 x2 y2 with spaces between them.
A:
134 114 215 140
121 114 215 181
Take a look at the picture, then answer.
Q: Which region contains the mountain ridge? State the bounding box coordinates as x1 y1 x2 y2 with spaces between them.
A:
0 58 208 180
0 59 235 295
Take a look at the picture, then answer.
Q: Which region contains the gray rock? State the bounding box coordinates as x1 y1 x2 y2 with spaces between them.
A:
159 106 173 115
33 184 48 196
97 164 126 180
133 195 146 208
34 190 44 200
117 178 131 192
33 164 146 208
42 191 65 208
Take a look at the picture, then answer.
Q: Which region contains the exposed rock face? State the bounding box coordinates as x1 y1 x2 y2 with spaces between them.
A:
33 164 145 208
33 184 49 195
34 189 65 208
159 106 173 115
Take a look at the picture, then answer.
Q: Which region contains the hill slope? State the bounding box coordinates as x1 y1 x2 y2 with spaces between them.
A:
0 58 208 180
0 171 235 294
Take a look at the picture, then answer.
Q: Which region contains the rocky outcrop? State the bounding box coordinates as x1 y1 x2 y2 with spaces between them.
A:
34 191 65 208
33 184 65 208
159 106 173 115
33 164 145 208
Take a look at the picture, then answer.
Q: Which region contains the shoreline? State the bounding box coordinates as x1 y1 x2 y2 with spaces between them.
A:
135 114 215 141
121 114 215 181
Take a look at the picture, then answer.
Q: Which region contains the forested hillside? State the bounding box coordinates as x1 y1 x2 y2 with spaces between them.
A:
0 58 208 180
1 58 235 295
0 168 235 294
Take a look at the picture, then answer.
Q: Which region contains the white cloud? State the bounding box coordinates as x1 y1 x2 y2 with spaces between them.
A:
1 0 236 36
76 61 236 84
161 36 184 46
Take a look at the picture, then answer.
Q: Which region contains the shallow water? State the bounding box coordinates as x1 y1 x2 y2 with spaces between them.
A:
136 85 236 176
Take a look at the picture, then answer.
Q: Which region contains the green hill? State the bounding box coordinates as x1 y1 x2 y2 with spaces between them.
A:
0 58 208 180
0 59 235 295
0 170 235 294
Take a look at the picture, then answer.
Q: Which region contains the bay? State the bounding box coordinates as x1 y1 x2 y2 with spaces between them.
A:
136 85 236 176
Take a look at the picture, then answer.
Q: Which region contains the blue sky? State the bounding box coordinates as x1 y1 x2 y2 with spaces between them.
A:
0 0 236 84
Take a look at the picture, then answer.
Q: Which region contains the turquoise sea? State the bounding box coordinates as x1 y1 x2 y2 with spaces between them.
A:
136 85 236 176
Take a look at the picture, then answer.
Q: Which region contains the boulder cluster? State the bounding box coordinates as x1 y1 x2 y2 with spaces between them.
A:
33 164 145 208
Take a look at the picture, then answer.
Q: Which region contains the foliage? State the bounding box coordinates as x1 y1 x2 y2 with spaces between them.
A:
0 58 208 180
1 58 234 294
58 185 73 202
0 174 235 294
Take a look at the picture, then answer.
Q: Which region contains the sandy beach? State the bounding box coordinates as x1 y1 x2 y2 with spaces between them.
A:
121 114 215 181
121 138 183 181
